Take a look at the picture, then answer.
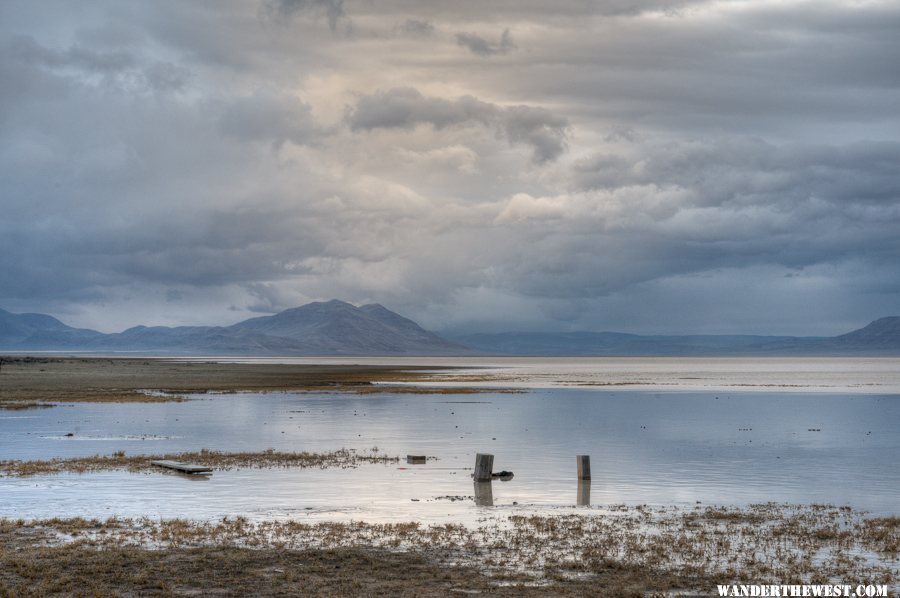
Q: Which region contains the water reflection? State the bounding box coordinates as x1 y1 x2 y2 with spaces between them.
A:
473 481 493 506
577 480 591 506
174 471 211 482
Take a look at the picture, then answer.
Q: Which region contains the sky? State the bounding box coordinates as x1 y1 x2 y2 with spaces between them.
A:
1 0 899 336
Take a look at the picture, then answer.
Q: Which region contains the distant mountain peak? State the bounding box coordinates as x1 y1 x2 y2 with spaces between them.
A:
359 303 394 315
835 316 900 348
864 316 899 327
277 299 352 312
223 300 469 355
320 298 353 307
0 300 473 355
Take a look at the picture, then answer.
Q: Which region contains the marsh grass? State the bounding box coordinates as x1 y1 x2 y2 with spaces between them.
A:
0 400 53 411
0 448 398 477
0 504 896 596
0 357 504 409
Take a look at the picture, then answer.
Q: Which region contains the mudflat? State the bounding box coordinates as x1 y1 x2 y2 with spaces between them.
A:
0 356 469 409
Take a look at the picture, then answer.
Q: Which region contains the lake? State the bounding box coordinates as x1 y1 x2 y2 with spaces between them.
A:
2 357 897 522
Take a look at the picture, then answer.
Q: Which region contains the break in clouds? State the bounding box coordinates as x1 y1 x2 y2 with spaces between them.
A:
1 0 899 335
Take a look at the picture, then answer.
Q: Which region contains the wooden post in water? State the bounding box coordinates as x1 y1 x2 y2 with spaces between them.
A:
577 455 591 480
474 453 494 482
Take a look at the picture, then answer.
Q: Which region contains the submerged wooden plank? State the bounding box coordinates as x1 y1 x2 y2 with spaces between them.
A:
150 460 213 474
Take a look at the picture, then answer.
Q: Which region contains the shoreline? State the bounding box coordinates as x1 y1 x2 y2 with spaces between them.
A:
1 505 896 596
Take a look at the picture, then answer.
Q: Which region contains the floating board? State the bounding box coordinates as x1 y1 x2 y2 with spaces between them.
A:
150 460 213 474
406 455 427 464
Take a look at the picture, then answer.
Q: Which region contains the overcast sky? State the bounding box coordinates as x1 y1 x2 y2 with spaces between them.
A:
2 0 899 335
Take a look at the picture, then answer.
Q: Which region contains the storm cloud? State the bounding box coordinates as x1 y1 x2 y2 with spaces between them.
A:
346 87 569 163
1 0 898 335
262 0 346 30
456 29 515 57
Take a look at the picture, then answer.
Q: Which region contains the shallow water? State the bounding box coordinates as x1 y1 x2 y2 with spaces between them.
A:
2 386 897 522
194 356 900 391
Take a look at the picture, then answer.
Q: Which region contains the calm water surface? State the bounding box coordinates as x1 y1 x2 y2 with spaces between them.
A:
1 384 897 522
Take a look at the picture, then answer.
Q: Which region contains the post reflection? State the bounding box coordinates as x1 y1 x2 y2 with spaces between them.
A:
577 479 591 506
473 481 494 506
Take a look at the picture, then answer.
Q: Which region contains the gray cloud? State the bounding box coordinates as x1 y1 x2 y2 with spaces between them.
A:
261 0 345 31
346 87 569 163
4 34 190 94
398 19 434 37
8 35 137 72
1 0 899 335
572 138 900 208
485 136 900 307
219 91 322 147
456 28 515 56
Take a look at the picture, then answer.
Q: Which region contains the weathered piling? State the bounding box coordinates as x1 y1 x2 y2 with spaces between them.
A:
474 453 494 482
576 455 591 480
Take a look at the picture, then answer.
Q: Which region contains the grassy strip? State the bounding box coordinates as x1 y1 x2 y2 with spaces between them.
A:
0 504 896 596
0 448 397 477
0 357 502 408
0 400 53 411
0 543 609 597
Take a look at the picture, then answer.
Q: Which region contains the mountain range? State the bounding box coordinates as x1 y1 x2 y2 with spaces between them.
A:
452 317 900 356
1 301 899 356
0 300 468 355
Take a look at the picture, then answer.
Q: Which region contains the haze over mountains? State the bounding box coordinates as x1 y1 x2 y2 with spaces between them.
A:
1 301 898 356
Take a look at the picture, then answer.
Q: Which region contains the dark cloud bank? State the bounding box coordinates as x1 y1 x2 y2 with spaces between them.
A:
1 0 898 336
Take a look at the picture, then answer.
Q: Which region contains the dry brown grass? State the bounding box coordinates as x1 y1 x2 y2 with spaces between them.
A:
0 519 708 597
862 516 900 554
0 542 613 597
0 503 896 596
0 448 397 477
0 400 53 411
0 356 502 409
